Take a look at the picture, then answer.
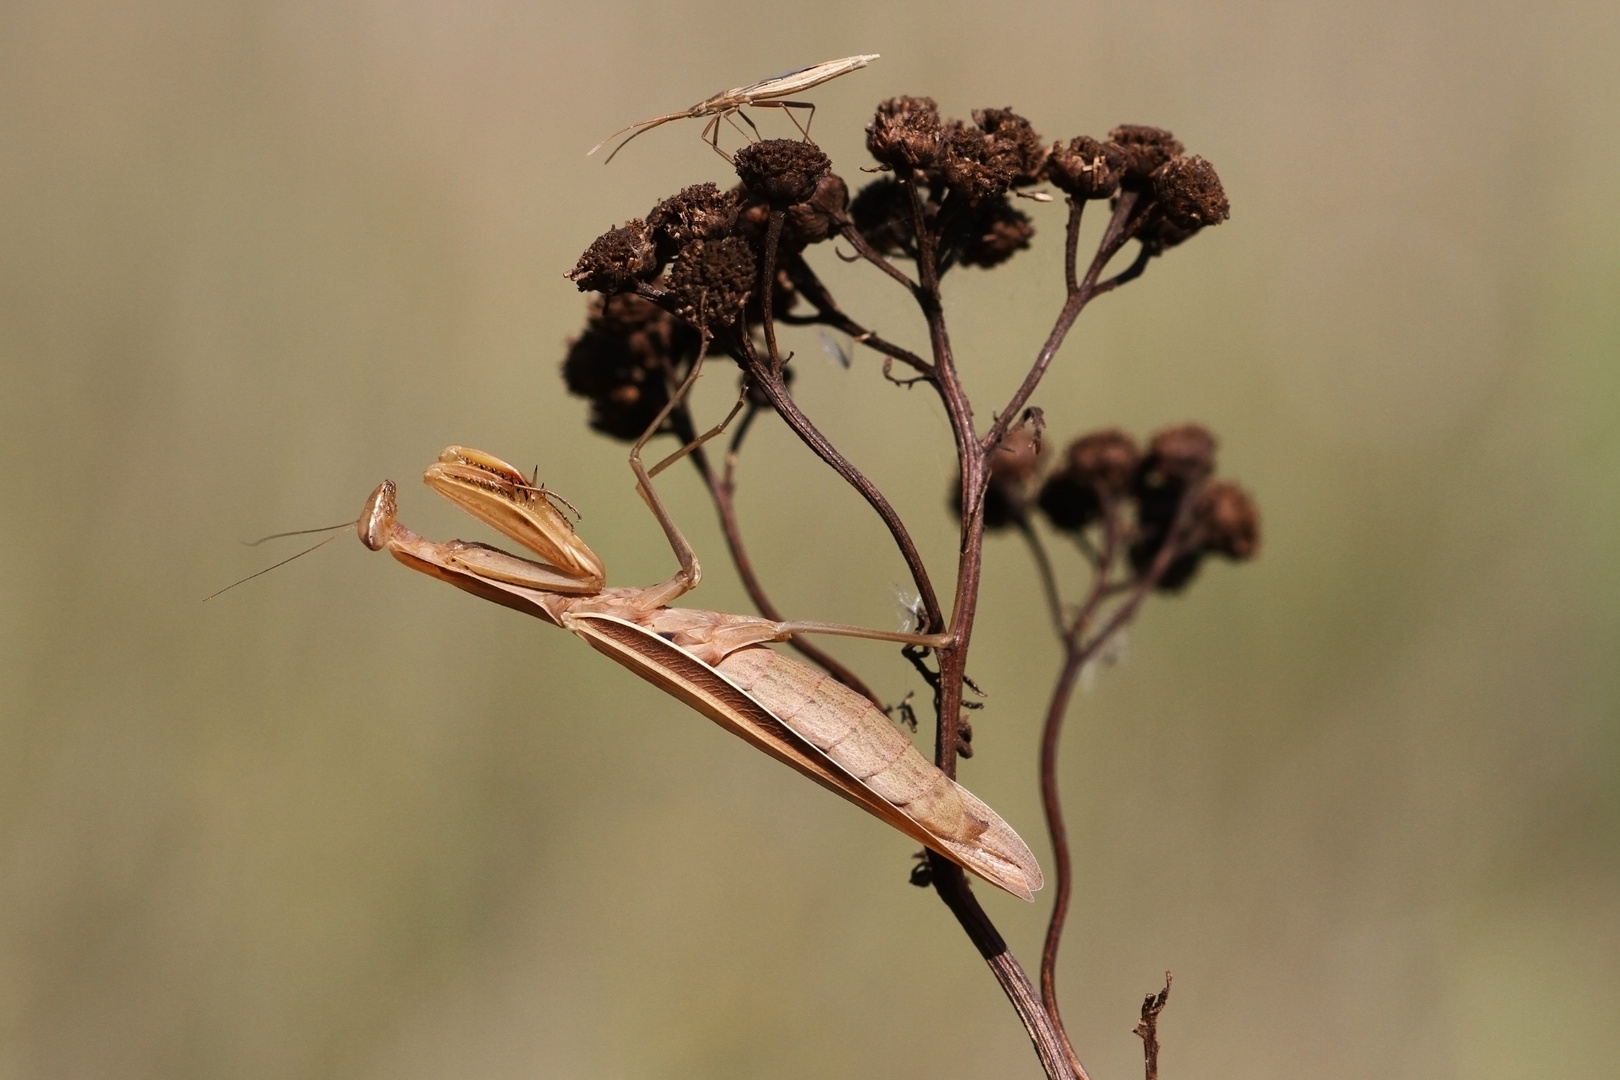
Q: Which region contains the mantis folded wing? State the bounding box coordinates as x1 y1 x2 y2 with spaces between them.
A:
359 446 1043 901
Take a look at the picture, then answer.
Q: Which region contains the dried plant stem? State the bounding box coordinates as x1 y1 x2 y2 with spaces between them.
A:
930 852 1088 1080
838 219 921 294
985 192 1142 453
780 254 934 377
1018 517 1068 637
1037 489 1201 1064
1134 974 1172 1080
740 212 943 625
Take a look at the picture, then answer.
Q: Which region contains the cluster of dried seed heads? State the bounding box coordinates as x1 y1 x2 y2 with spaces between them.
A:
858 104 1228 268
971 423 1258 592
561 294 702 441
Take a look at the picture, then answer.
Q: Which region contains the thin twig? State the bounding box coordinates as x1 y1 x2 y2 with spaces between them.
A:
899 172 979 779
983 192 1144 455
928 854 1087 1080
1036 501 1121 1072
781 254 934 377
837 220 921 295
735 222 945 632
1134 973 1172 1080
1038 488 1201 1065
1017 517 1067 637
1063 198 1085 296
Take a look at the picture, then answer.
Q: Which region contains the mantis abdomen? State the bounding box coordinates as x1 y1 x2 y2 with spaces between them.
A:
716 647 1042 901
718 648 986 841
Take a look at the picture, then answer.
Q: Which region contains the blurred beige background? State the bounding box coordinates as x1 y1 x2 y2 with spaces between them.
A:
2 1 1616 1078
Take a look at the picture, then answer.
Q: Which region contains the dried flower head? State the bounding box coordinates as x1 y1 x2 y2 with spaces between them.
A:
959 198 1034 269
734 139 832 208
1108 125 1184 187
1037 429 1140 531
849 176 915 255
781 171 850 248
971 108 1048 186
1134 211 1201 253
1045 136 1126 200
1128 424 1219 589
666 235 756 328
939 121 1019 201
567 219 659 294
647 183 740 262
562 294 700 440
866 96 944 168
1151 156 1229 231
1142 423 1217 486
1195 480 1260 560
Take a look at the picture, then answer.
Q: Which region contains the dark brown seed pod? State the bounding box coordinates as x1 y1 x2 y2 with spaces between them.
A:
1142 424 1217 486
1151 155 1229 231
1127 424 1218 590
849 176 915 255
939 121 1019 201
567 219 660 294
647 183 740 262
1134 208 1203 254
1128 476 1198 588
1129 540 1205 591
1036 429 1140 532
781 171 850 248
1108 124 1184 187
734 139 831 209
1070 430 1142 496
958 197 1034 269
666 235 756 328
1045 136 1126 200
1195 480 1260 560
562 295 701 440
1037 472 1100 532
971 108 1048 186
866 96 944 169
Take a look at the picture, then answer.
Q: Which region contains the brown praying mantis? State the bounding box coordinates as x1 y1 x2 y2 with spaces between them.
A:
355 356 1043 901
588 53 880 163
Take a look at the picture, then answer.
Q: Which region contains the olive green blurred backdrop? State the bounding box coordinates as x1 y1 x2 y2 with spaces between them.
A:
3 2 1616 1078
